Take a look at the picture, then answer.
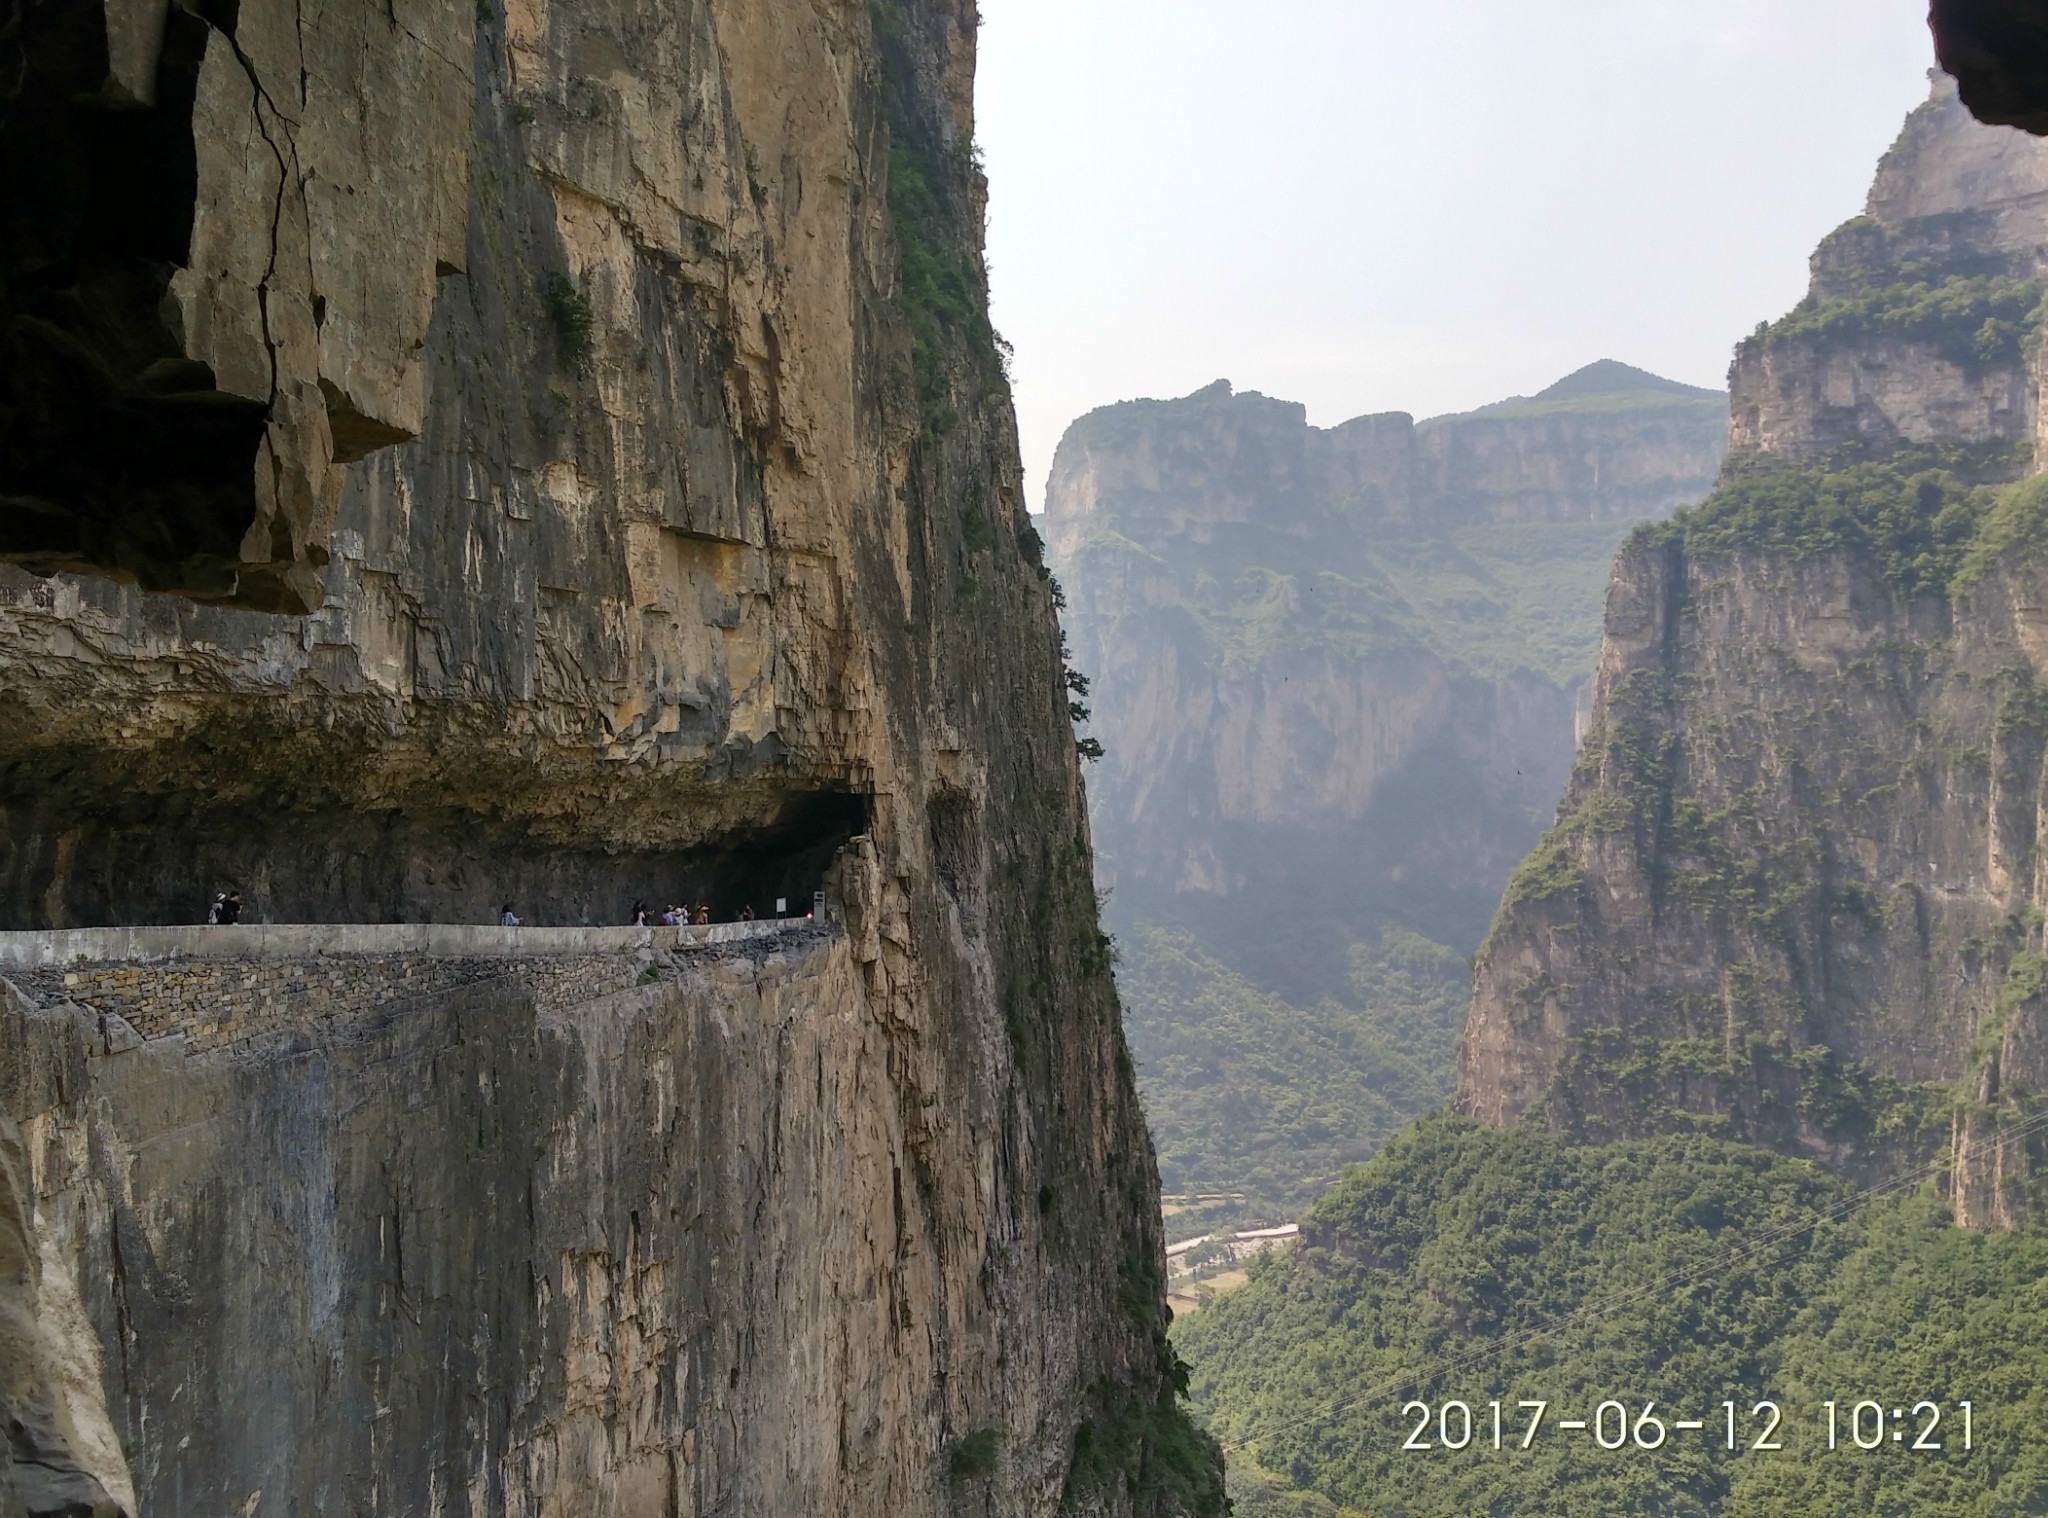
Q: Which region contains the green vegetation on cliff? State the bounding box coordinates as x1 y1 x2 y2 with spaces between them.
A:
869 10 1224 1510
1630 447 2048 601
1630 455 1996 598
869 0 1001 438
1959 471 2048 586
1752 274 2046 373
1177 1117 2048 1518
1484 457 2048 1162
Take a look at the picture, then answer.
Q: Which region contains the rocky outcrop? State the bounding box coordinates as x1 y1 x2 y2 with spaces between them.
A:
1460 77 2048 1228
1047 363 1725 1000
0 0 471 611
0 0 1218 1513
1727 74 2048 470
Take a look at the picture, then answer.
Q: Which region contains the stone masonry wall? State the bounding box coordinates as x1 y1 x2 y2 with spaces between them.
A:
6 927 828 1054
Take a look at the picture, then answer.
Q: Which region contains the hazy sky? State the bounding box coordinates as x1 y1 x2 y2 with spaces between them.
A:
975 0 1939 508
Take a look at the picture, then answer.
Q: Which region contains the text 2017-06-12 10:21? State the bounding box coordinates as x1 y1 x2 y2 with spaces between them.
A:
1399 1398 1975 1454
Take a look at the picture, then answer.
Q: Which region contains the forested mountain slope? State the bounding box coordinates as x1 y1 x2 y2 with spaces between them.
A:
1179 1117 2048 1518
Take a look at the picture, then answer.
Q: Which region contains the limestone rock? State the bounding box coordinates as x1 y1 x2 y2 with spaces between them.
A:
0 0 1216 1511
1459 81 2048 1229
0 0 471 611
1457 538 2048 1203
0 992 133 1518
1048 364 1726 996
1727 74 2048 470
97 1013 142 1055
6 941 1180 1515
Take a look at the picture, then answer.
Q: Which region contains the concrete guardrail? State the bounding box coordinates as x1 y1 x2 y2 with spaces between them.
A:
0 918 810 969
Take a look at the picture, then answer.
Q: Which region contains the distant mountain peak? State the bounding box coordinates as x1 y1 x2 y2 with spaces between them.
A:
1435 360 1725 424
1532 360 1722 403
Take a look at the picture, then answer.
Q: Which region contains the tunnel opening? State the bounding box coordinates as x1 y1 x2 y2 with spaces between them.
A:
0 784 874 930
0 0 274 596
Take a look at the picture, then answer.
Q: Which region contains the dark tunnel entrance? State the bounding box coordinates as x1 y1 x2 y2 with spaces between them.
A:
645 790 872 927
0 786 873 930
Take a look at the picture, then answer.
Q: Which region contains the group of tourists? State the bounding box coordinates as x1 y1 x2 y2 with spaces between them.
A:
631 899 756 927
198 894 777 929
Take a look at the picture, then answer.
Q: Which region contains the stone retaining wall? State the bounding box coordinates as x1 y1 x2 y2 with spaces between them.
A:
0 920 821 1055
0 917 804 969
40 957 584 1053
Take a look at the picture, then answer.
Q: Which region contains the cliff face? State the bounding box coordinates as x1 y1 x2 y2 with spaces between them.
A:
1047 364 1727 1001
1 927 1205 1517
1728 74 2048 470
1457 530 2048 1211
0 0 1218 1513
1460 76 2048 1228
1045 365 1723 1231
1047 361 1726 543
2 940 937 1516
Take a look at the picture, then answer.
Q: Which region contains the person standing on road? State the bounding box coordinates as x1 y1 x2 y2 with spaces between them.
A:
500 903 520 927
219 892 243 925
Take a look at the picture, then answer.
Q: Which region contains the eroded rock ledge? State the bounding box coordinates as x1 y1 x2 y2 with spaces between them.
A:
0 0 469 610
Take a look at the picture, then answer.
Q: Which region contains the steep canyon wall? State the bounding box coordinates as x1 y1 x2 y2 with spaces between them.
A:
0 0 1217 1513
1047 365 1728 1001
1046 364 1724 1228
1460 76 2048 1228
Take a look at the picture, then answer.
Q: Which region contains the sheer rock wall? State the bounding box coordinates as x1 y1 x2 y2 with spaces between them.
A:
1727 75 2048 470
1456 534 2048 1224
1459 78 2048 1229
0 930 1191 1516
0 0 1215 1512
1046 375 1725 996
